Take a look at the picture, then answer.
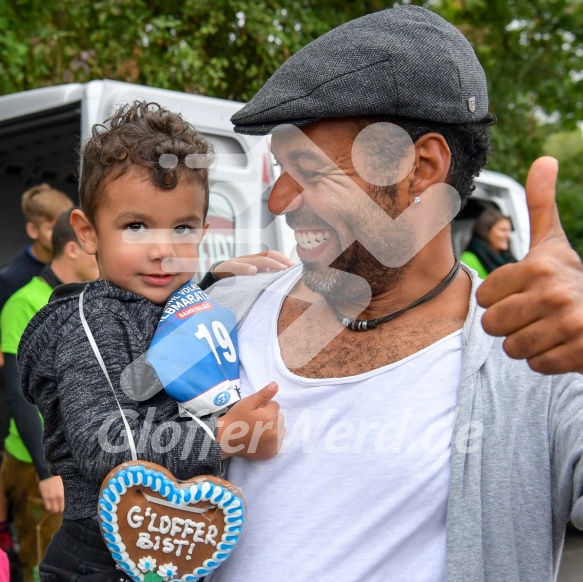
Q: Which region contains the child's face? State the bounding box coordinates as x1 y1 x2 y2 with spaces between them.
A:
77 166 209 304
26 218 56 254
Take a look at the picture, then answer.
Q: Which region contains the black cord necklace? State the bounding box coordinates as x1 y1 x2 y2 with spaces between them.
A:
330 257 461 331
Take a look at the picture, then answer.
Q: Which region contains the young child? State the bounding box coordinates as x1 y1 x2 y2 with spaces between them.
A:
18 102 287 580
0 184 73 311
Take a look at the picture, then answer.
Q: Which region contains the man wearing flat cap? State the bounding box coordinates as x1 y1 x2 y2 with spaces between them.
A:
208 5 583 581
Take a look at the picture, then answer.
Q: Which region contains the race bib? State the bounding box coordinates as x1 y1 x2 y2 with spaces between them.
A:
146 283 240 416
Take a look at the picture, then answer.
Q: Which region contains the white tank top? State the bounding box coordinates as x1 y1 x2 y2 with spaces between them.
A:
209 269 462 582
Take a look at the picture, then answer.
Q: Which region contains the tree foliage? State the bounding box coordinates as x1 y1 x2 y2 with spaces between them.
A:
413 0 583 254
421 0 582 170
0 0 581 249
544 129 583 255
0 0 388 101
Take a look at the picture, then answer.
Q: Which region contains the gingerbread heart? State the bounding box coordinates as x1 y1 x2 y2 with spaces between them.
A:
98 461 245 582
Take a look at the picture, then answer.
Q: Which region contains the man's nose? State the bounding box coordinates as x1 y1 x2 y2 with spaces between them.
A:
268 172 303 215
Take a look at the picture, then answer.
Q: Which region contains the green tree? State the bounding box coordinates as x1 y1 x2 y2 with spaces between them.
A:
1 1 580 137
413 0 583 182
0 0 387 101
412 0 583 254
544 128 583 256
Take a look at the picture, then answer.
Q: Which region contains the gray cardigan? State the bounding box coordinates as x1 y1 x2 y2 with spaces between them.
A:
209 265 583 582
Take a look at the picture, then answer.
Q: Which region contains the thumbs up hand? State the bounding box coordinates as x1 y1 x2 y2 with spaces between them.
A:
477 157 583 375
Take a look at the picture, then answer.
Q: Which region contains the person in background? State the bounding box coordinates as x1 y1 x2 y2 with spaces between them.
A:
0 184 73 579
460 208 517 277
0 208 98 582
0 548 8 582
0 184 74 312
0 479 16 581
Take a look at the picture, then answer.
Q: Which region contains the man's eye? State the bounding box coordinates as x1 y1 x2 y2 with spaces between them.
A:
299 168 319 180
126 223 146 233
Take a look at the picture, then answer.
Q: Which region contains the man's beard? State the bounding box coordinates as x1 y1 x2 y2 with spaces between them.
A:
293 184 414 304
302 242 410 304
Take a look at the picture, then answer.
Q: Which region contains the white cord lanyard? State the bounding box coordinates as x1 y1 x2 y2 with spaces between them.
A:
78 289 215 463
79 288 138 461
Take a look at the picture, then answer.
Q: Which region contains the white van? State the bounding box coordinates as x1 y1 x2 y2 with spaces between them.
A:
453 170 530 260
0 80 296 276
0 80 529 270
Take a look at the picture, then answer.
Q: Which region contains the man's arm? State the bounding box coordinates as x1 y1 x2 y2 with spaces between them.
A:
3 353 63 512
549 373 583 527
477 157 583 374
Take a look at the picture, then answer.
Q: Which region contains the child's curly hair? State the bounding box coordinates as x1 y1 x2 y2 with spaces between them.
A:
79 101 214 224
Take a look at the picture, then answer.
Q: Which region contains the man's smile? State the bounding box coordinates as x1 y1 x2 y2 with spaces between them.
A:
293 229 332 251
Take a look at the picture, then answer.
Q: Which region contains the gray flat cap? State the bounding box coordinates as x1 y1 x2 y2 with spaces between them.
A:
232 5 489 135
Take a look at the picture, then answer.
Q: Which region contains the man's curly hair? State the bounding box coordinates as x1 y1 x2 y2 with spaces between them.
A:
352 113 496 211
79 100 214 225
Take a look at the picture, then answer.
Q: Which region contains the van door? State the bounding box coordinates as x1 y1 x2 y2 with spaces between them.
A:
0 85 84 264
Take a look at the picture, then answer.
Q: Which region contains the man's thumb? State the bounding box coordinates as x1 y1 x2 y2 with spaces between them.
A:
525 156 564 249
248 382 279 409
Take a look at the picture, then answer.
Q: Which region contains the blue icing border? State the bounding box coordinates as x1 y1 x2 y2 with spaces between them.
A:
97 464 245 581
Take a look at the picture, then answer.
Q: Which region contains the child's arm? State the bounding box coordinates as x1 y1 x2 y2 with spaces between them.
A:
198 250 293 289
217 382 285 460
213 250 293 277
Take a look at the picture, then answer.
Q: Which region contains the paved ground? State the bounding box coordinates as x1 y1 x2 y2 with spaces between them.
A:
25 527 583 581
558 530 583 582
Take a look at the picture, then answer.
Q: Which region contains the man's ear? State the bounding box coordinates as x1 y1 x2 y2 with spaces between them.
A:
70 210 97 255
409 133 451 200
25 221 39 241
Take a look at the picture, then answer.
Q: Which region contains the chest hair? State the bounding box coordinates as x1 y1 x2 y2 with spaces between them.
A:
277 296 464 378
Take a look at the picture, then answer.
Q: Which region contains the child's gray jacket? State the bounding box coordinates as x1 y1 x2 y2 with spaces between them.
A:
20 279 222 520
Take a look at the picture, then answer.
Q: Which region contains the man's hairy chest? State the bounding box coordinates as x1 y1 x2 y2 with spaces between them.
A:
277 296 464 379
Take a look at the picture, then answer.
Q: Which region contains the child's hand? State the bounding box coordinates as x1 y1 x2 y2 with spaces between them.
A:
218 382 285 460
212 251 293 279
